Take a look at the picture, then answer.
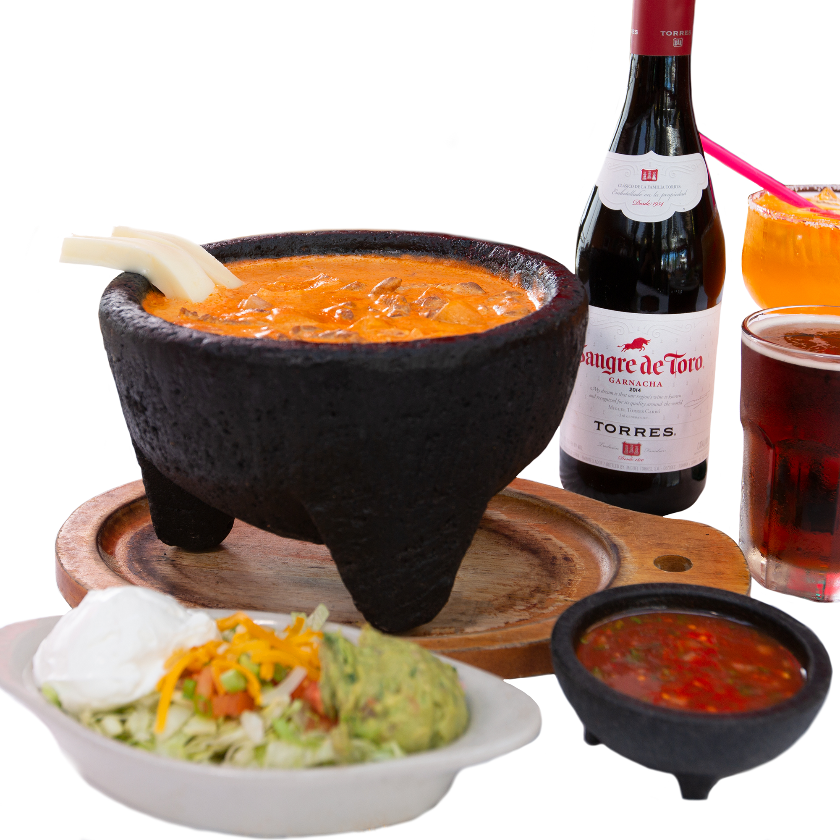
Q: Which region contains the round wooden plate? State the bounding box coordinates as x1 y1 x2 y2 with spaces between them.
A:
55 478 749 678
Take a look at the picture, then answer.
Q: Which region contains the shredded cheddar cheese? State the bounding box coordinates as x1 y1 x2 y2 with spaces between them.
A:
153 611 323 734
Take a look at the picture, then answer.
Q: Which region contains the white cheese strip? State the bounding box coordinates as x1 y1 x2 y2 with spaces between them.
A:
60 235 216 302
112 226 243 289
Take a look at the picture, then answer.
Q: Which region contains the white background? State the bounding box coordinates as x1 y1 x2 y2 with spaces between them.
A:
1 1 838 838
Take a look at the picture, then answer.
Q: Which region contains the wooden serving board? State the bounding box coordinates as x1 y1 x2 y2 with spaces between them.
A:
55 478 749 679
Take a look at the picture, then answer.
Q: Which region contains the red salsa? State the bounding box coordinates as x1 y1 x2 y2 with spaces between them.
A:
576 610 805 713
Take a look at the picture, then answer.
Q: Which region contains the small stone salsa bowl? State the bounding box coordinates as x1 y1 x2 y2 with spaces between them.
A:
550 584 831 799
99 230 587 633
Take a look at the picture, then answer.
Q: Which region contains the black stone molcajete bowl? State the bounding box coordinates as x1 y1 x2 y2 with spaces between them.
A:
551 584 831 799
99 230 587 633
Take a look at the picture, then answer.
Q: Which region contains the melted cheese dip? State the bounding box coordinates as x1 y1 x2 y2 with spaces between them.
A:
144 254 538 343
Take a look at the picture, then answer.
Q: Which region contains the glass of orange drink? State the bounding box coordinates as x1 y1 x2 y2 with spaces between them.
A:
742 185 840 308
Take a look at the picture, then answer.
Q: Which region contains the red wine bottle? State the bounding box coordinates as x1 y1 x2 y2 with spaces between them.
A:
559 0 725 515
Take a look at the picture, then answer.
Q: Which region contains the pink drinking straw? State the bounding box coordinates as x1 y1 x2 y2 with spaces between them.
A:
699 133 840 221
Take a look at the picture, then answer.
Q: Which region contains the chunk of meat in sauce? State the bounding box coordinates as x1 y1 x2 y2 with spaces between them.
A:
435 300 484 326
305 273 342 291
488 290 532 318
453 282 485 295
493 301 532 317
415 292 446 319
371 276 402 293
322 303 356 322
289 325 321 338
352 315 407 340
373 293 410 318
320 329 365 343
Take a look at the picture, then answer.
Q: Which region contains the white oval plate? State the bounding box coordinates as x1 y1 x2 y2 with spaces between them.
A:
0 610 541 837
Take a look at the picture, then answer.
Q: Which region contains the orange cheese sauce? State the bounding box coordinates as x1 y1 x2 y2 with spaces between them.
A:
143 254 538 343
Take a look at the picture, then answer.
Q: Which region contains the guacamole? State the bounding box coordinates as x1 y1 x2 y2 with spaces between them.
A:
319 626 469 754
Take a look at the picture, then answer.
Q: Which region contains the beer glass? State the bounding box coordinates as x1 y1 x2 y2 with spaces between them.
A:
740 306 840 599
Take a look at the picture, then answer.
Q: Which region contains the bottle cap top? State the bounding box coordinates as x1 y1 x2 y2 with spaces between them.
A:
631 0 695 56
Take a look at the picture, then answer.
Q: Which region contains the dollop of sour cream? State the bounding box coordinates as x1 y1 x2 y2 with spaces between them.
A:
33 586 220 714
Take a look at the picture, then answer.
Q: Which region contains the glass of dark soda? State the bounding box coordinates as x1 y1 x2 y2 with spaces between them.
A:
740 305 840 599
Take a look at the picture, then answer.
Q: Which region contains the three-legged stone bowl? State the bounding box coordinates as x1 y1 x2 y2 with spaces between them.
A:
99 230 587 632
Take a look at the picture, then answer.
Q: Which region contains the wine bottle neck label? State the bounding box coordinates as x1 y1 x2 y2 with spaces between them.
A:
559 304 722 474
595 151 708 223
631 0 695 55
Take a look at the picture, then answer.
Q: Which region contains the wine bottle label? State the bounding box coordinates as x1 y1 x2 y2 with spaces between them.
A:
596 151 708 223
631 0 695 56
559 304 721 474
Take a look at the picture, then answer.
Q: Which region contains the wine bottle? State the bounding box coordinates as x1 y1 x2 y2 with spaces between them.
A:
559 0 725 515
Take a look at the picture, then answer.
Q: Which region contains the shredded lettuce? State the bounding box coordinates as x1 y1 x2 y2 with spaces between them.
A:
69 689 403 768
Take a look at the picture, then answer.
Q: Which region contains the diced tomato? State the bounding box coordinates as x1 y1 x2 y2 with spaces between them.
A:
193 665 216 714
292 678 325 716
211 690 255 719
195 665 215 698
293 679 336 730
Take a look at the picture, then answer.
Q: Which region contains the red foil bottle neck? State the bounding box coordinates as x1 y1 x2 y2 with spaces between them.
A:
631 0 696 56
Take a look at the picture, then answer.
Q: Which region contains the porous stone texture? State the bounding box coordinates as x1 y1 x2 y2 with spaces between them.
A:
99 231 587 632
132 443 235 551
551 584 832 799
